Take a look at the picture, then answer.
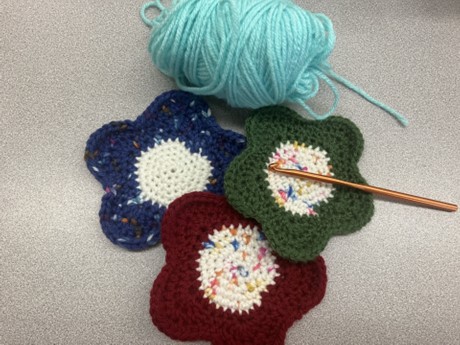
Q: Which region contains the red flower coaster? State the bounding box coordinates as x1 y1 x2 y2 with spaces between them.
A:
150 192 327 345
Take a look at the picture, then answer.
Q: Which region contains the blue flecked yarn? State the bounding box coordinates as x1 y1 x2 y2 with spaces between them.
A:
141 0 408 126
85 90 246 250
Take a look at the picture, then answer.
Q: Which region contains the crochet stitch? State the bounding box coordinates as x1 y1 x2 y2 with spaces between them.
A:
224 106 374 262
150 192 327 345
84 90 246 250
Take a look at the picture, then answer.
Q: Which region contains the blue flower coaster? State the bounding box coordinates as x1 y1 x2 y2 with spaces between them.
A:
85 90 246 250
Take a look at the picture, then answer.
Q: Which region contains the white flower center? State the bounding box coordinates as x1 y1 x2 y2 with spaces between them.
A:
135 139 212 206
266 141 334 216
197 225 279 314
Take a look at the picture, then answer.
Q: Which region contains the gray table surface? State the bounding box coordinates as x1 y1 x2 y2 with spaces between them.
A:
2 1 459 344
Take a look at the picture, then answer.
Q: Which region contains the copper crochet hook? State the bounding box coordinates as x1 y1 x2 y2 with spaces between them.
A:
268 162 457 212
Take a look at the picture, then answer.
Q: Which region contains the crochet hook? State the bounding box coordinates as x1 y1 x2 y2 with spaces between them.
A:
268 162 458 212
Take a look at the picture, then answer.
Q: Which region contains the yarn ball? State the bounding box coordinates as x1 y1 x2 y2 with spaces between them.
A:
141 0 408 125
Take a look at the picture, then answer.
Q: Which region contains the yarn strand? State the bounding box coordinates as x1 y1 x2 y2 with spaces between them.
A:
295 68 340 121
325 68 409 126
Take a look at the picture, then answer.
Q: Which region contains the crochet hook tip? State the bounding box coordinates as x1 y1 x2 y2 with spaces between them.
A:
268 162 280 171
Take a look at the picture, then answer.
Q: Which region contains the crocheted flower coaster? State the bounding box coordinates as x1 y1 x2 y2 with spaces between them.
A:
150 192 327 345
224 106 374 262
84 90 246 250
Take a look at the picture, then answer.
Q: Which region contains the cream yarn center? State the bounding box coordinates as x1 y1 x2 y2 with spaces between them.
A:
135 139 212 206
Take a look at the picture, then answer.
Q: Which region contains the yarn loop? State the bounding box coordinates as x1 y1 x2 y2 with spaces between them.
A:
141 0 408 126
140 0 169 27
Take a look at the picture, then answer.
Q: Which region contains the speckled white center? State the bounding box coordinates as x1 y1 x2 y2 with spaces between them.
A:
266 141 334 216
197 225 279 314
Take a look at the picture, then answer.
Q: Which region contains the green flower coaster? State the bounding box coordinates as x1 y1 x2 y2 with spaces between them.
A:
224 106 374 262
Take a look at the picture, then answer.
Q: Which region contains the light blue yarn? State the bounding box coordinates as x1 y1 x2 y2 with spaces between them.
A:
141 0 408 126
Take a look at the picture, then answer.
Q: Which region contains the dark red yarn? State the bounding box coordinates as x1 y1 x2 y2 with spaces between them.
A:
150 192 327 345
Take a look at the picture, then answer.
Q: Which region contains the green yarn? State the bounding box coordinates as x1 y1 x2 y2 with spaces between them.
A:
224 106 374 262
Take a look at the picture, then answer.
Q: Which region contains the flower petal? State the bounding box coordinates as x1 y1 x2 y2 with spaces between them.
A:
99 193 164 250
85 120 138 188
